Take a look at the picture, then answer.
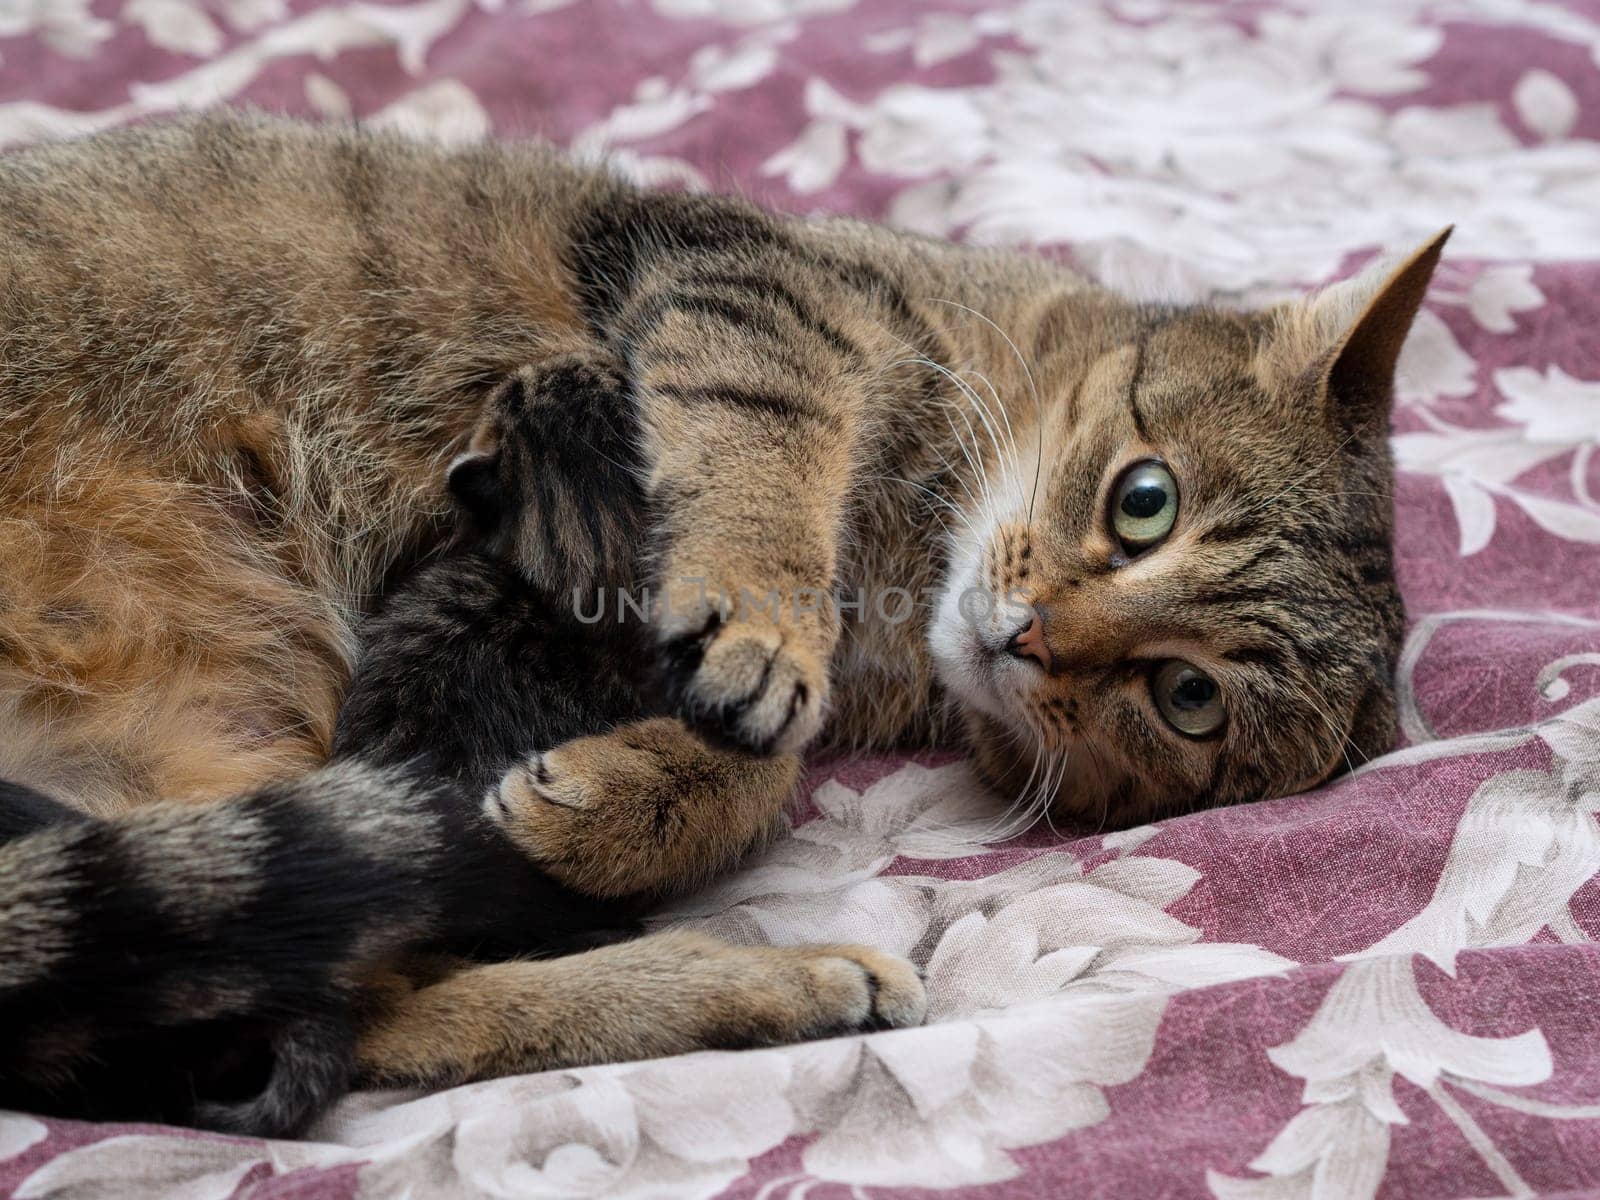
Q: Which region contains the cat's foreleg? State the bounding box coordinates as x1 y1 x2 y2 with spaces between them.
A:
618 265 875 757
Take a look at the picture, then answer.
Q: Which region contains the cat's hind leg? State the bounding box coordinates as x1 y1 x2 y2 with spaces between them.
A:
487 716 797 898
353 929 924 1091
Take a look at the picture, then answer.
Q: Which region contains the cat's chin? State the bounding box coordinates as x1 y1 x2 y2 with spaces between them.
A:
929 608 1056 741
928 579 1028 729
958 705 1173 832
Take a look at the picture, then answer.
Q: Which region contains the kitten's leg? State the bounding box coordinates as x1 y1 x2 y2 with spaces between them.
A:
616 256 878 757
354 930 924 1090
486 717 798 898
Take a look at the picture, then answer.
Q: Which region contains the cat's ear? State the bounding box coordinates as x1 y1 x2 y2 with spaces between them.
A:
1255 227 1451 431
449 371 530 527
447 446 503 528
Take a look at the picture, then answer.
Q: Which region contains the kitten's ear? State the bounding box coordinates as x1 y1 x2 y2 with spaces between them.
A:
1256 227 1452 431
447 447 503 528
449 372 530 528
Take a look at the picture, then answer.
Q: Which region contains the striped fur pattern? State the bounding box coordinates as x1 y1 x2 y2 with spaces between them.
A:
0 111 1439 1126
0 763 446 1133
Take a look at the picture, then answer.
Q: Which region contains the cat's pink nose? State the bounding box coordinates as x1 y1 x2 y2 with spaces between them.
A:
1005 609 1052 672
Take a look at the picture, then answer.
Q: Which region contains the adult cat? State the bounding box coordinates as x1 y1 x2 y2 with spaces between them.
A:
0 110 1442 1100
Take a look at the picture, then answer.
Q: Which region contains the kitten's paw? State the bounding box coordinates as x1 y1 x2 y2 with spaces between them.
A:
658 605 830 757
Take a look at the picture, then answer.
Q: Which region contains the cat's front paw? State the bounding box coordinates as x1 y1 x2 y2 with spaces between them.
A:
488 748 627 894
657 599 830 757
490 720 798 898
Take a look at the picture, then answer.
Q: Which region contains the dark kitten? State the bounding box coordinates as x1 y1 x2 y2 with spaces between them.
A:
0 349 825 1137
328 351 662 960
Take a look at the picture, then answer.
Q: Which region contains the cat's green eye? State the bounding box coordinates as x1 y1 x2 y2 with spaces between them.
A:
1111 461 1179 553
1152 660 1225 738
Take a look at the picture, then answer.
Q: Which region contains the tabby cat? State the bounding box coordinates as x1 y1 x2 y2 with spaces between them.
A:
0 110 1443 1119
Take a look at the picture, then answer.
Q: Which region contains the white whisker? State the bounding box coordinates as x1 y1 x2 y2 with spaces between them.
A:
926 298 1045 526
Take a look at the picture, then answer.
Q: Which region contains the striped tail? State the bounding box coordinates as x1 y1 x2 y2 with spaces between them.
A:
0 762 449 1136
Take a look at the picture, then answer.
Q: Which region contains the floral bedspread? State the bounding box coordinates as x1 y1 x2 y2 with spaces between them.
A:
3 2 1600 1197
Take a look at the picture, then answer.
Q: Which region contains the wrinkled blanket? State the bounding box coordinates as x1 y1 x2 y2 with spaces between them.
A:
3 2 1600 1197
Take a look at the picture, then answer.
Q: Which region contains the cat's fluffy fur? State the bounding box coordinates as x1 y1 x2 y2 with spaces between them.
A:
0 110 1442 1124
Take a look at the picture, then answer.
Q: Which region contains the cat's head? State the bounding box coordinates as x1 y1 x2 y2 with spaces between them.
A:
930 231 1448 824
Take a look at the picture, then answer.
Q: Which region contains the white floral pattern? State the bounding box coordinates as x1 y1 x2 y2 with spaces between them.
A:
2 2 1600 1198
1209 955 1554 1200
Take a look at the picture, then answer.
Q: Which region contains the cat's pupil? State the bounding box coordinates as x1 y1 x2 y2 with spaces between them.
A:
1121 483 1167 520
1171 675 1217 711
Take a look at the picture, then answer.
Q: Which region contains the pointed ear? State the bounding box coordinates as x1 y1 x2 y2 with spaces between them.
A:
1255 227 1452 429
447 446 503 528
1324 227 1450 427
